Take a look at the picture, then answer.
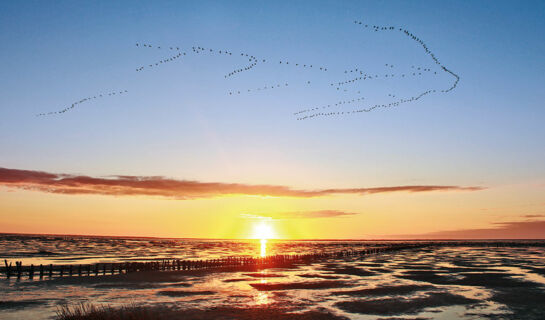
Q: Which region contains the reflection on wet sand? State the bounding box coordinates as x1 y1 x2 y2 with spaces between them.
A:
260 239 267 258
1 238 545 319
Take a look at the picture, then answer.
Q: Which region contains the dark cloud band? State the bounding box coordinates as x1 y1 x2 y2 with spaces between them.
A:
0 167 484 200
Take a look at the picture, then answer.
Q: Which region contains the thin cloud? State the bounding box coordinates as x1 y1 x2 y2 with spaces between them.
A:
242 210 359 220
386 220 545 240
240 214 273 221
274 210 359 219
0 167 484 200
522 214 545 219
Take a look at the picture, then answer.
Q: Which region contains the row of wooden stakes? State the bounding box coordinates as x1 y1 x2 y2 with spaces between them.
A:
2 241 544 280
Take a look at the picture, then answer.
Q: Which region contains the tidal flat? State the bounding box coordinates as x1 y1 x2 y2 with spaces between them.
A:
1 237 544 319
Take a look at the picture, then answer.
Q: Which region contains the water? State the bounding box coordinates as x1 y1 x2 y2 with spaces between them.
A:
1 234 544 320
0 234 398 265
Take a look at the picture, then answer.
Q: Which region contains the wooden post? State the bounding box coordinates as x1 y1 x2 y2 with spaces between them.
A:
49 264 53 278
16 261 22 279
78 264 82 276
59 266 63 277
39 264 44 279
4 260 11 279
29 264 34 279
69 265 73 276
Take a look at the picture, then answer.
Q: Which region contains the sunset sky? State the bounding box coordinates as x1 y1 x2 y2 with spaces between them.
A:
1 0 544 239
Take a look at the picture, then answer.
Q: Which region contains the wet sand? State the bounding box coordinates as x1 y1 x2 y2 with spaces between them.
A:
2 245 545 319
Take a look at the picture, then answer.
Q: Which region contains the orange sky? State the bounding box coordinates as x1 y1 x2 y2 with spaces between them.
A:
1 167 543 239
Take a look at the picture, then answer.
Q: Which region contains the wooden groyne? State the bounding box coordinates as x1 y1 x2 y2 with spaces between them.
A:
2 241 544 280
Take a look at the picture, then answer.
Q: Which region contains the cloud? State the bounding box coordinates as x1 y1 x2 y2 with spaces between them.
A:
240 214 274 220
522 214 545 219
0 167 484 200
242 210 359 220
386 220 545 240
274 210 359 219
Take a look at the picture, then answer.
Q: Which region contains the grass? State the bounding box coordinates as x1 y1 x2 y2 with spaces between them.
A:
55 302 348 320
56 303 158 320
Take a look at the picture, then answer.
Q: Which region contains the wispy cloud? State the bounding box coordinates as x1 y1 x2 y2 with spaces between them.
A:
240 214 274 221
242 210 359 220
274 210 359 219
386 220 545 240
0 167 484 200
521 214 545 219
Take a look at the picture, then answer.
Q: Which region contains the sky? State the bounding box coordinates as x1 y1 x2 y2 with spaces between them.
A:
0 0 544 239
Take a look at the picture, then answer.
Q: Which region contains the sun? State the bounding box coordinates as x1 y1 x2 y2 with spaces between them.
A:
253 221 274 257
253 221 274 240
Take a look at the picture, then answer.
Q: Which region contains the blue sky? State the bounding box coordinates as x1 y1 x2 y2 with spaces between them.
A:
1 0 544 185
0 0 544 238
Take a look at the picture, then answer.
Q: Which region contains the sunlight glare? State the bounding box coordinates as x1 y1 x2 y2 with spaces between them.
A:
253 222 274 239
254 221 274 257
260 238 267 257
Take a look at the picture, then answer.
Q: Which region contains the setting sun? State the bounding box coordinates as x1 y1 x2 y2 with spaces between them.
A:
253 222 275 240
253 221 274 257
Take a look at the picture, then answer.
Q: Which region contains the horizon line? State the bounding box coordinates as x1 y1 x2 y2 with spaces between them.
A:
1 231 544 242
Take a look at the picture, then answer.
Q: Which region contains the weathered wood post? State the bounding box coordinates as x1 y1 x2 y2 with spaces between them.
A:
29 264 34 279
39 264 44 279
4 260 11 279
16 261 22 279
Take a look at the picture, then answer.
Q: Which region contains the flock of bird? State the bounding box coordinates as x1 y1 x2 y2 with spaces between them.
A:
293 21 460 120
354 20 460 93
132 42 324 97
36 90 128 117
191 46 259 78
135 43 186 72
296 90 435 120
293 97 365 115
36 20 458 120
229 82 290 95
331 66 435 87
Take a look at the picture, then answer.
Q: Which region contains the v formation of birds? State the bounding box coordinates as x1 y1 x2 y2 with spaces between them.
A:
36 21 459 120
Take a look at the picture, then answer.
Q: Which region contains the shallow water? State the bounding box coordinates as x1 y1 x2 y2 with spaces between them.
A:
0 234 396 265
1 235 544 319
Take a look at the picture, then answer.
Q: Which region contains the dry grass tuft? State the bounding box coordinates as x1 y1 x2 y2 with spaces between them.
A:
56 303 157 320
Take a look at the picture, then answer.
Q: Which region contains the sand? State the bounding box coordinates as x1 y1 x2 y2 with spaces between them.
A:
250 280 350 291
56 304 348 320
331 284 435 296
335 292 478 316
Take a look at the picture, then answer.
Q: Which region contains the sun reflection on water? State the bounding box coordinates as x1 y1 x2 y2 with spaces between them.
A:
255 291 270 305
260 239 267 257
